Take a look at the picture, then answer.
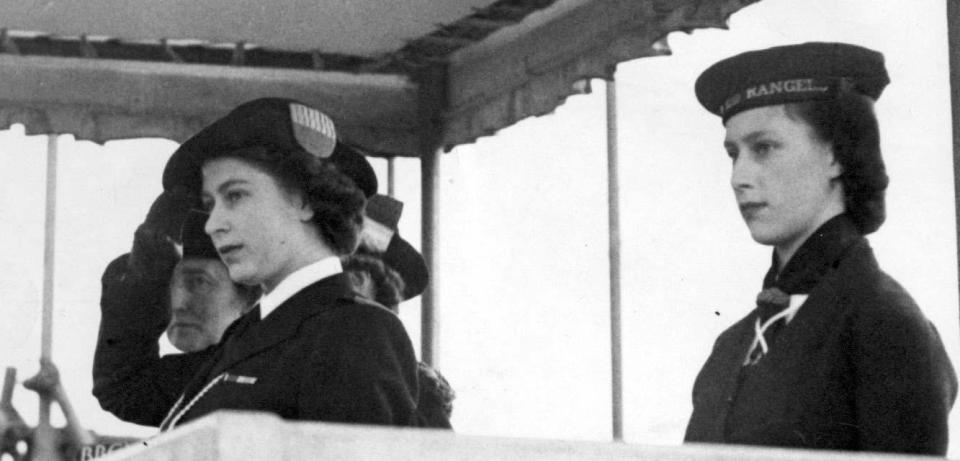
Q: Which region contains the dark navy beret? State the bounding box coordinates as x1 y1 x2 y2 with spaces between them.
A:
179 210 218 259
695 42 890 123
162 97 378 198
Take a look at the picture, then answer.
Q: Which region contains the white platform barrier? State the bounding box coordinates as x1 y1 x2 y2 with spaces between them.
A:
97 411 948 461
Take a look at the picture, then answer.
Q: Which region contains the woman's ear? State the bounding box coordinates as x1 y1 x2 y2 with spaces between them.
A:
828 159 842 180
297 198 314 222
284 190 315 222
296 198 315 222
824 143 843 180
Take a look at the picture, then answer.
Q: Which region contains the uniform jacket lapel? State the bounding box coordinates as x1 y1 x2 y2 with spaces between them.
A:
742 238 869 372
174 307 258 404
756 274 841 364
688 283 841 441
178 273 358 401
721 239 873 440
212 273 357 376
687 230 869 441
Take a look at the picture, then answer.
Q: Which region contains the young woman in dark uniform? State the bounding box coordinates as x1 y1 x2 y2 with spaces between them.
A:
684 42 957 454
94 97 420 430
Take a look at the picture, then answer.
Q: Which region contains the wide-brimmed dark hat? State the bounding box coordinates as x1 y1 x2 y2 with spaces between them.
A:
162 97 377 198
360 194 428 300
179 210 218 259
695 42 889 123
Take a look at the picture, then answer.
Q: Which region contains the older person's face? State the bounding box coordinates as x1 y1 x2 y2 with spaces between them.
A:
167 258 251 352
724 105 844 260
201 157 316 291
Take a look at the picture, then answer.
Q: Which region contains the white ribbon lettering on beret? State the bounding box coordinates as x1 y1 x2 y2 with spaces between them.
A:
721 78 833 115
744 79 829 99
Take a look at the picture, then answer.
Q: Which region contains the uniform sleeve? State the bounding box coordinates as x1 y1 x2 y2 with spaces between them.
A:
298 303 419 426
92 254 213 426
851 284 958 455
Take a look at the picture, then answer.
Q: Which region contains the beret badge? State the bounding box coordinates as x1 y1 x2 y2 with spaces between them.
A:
289 103 337 159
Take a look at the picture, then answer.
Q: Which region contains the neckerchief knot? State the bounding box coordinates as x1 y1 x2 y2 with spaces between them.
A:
756 287 790 321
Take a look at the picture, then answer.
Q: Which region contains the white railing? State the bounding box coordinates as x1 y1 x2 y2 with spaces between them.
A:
95 411 947 461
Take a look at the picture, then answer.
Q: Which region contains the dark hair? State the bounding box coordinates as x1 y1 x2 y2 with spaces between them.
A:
784 90 888 234
342 253 406 311
210 147 366 254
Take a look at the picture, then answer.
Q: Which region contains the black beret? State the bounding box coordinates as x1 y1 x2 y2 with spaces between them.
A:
162 97 378 198
180 210 218 260
695 42 890 123
359 194 428 301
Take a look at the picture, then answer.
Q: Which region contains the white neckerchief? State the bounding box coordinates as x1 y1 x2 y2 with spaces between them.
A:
743 294 809 366
258 257 343 319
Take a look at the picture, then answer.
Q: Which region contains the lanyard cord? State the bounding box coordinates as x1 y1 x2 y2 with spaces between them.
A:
159 372 227 432
743 295 807 366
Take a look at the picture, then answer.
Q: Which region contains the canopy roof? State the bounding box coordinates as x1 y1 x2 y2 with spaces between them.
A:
0 0 758 157
4 1 500 56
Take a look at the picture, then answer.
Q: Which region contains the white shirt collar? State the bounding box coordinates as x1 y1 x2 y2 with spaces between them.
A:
258 256 343 319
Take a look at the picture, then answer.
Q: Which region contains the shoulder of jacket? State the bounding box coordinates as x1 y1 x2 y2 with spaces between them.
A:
829 245 927 325
305 295 401 328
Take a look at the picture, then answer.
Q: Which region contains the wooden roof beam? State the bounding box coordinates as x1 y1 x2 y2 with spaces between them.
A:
411 34 476 51
456 17 519 31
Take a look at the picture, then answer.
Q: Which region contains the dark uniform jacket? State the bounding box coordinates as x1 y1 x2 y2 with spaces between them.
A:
684 215 957 454
93 255 420 429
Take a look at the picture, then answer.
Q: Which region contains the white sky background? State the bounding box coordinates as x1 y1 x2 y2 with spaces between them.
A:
0 0 958 456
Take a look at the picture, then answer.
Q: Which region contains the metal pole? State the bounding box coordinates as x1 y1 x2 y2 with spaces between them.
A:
947 0 960 331
387 157 397 198
420 149 440 366
40 134 58 424
28 134 61 461
605 77 624 441
417 65 446 367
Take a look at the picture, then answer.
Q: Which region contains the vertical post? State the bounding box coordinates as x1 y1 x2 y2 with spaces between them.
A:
417 65 447 366
32 134 59 461
949 0 960 329
387 157 397 197
40 134 58 422
605 77 624 441
1 368 14 406
420 149 439 365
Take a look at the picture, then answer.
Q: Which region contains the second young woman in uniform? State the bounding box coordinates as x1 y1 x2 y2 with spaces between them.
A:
684 42 957 454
